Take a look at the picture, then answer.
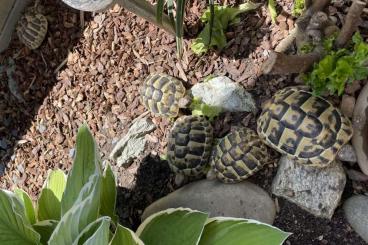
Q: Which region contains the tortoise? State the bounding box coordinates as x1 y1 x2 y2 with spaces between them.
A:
167 115 213 179
16 5 48 50
140 73 191 118
257 87 353 167
209 127 270 183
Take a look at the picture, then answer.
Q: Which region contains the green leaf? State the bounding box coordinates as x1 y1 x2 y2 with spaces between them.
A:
49 174 102 245
61 125 101 215
199 217 291 245
191 2 260 55
268 0 277 23
100 164 118 223
33 220 58 245
14 188 36 225
110 224 144 245
175 0 186 58
72 217 111 245
0 189 41 245
137 208 208 245
156 0 165 24
38 170 67 221
190 97 222 121
305 32 368 95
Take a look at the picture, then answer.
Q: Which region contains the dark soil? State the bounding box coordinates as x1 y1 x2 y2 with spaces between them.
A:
1 0 367 244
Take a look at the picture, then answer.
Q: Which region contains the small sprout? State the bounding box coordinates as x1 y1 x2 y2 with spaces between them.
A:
292 0 305 17
160 154 168 161
300 43 315 54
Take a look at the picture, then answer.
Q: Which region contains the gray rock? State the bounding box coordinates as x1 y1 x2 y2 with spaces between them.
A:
110 118 156 167
272 156 346 219
191 76 256 113
337 144 357 163
344 195 368 242
142 179 276 224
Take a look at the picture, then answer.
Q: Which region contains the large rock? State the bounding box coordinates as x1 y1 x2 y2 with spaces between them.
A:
110 117 156 167
190 76 256 113
272 156 346 219
142 179 276 224
344 195 368 243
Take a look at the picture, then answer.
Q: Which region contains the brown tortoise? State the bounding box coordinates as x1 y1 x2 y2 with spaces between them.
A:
209 127 270 183
167 115 213 178
140 73 190 118
16 4 48 50
257 87 353 167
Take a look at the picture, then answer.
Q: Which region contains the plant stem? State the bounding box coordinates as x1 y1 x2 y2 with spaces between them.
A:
116 0 175 35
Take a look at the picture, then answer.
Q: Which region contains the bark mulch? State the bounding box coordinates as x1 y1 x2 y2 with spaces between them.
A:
0 0 367 244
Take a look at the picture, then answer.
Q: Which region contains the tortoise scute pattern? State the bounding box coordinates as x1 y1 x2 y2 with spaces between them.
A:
257 87 353 167
16 13 48 50
211 128 269 183
140 73 185 117
167 116 213 176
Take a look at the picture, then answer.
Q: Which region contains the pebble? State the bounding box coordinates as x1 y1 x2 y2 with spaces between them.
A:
142 179 276 224
0 139 8 150
340 95 355 118
346 169 368 182
272 156 346 219
345 80 361 95
337 144 357 163
344 195 368 243
37 123 47 134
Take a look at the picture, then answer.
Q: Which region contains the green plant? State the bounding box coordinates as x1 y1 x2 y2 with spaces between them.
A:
191 2 261 55
0 125 290 244
304 32 368 95
292 0 305 16
268 0 277 23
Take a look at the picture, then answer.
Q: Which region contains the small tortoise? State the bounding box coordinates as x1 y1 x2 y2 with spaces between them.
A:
16 5 48 50
140 73 190 118
209 127 270 183
257 87 353 167
167 115 213 178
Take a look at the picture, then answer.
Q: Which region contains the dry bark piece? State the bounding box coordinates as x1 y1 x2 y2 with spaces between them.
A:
262 51 321 74
335 0 366 49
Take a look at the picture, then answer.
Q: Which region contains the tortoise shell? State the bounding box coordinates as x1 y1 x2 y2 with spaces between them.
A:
257 87 353 167
167 115 213 176
16 11 48 50
140 73 186 117
210 128 270 183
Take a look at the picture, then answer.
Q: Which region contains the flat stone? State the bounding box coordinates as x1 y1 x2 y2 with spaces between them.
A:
344 195 368 242
191 76 256 113
110 117 156 167
142 179 276 224
272 156 346 219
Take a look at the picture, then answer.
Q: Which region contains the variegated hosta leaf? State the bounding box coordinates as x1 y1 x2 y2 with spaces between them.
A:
100 164 118 223
0 190 41 245
33 220 58 245
136 208 208 245
110 224 144 245
48 174 102 245
72 217 111 245
199 217 291 245
61 125 102 215
14 188 36 224
38 169 67 221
